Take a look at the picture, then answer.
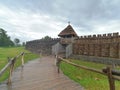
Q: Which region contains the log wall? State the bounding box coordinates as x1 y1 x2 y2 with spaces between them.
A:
73 32 120 58
25 38 60 55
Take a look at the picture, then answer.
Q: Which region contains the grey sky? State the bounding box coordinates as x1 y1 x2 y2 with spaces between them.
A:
0 0 120 42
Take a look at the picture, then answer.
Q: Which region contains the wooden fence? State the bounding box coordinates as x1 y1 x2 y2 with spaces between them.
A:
56 56 120 90
0 52 25 84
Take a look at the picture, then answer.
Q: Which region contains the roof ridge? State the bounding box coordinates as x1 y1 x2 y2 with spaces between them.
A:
58 24 78 37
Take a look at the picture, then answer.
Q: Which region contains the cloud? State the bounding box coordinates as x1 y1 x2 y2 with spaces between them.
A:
0 4 67 42
76 20 120 36
92 20 120 33
0 0 120 42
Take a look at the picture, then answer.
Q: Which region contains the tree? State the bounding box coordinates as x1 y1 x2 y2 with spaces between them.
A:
14 38 20 46
42 36 52 40
0 28 14 47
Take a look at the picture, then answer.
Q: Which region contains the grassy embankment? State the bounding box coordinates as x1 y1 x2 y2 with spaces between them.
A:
60 59 120 90
0 47 39 83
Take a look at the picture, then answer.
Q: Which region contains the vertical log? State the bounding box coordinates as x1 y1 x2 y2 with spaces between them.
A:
21 53 24 67
119 43 120 59
56 56 61 73
55 55 57 66
56 56 60 73
7 65 12 84
110 43 119 58
106 67 115 90
7 59 15 84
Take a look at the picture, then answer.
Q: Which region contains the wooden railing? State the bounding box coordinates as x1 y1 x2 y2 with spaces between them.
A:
0 52 25 84
56 56 120 90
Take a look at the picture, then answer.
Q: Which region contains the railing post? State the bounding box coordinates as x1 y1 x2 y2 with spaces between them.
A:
21 53 24 67
7 58 15 84
7 64 12 84
55 55 57 66
56 56 61 73
106 67 115 90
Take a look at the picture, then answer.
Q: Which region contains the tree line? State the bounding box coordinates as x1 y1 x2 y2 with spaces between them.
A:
0 28 21 47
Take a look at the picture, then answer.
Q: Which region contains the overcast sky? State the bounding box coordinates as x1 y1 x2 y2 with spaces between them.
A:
0 0 120 42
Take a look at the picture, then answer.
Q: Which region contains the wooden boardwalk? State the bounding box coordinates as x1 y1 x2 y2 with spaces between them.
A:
0 56 84 90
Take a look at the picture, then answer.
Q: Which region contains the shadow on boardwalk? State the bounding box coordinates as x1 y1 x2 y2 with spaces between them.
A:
0 56 84 90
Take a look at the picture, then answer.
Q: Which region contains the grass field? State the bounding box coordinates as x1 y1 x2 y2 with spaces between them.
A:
0 47 39 83
60 59 120 90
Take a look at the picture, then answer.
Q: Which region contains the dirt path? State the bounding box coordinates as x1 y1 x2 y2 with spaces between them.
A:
0 56 84 90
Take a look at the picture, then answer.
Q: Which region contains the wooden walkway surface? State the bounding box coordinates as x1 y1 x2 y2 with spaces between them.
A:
0 56 84 90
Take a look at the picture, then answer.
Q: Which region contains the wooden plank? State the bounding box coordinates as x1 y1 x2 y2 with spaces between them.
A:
21 53 24 66
0 56 84 90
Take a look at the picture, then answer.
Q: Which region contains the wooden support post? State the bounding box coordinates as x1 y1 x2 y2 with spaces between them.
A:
21 53 24 67
55 55 57 66
56 56 59 73
106 67 115 90
7 64 12 84
7 59 15 85
56 56 61 74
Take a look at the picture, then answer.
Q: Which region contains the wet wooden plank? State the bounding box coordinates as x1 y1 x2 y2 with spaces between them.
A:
0 56 84 90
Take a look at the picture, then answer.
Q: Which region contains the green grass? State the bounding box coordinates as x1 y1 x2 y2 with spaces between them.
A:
60 59 120 90
0 47 39 83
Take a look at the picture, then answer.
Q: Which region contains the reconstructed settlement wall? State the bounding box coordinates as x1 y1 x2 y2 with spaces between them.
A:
26 38 60 55
73 32 120 59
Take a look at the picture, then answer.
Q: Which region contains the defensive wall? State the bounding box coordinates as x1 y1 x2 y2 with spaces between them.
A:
25 32 120 65
73 32 120 59
25 38 60 55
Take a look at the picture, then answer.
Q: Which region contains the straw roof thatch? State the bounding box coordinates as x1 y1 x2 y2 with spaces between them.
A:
58 25 78 37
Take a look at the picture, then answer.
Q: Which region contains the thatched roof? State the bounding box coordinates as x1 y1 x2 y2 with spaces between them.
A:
58 25 78 37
